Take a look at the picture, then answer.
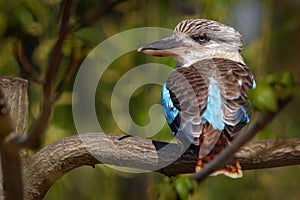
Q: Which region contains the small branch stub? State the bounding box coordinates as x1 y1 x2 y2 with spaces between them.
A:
0 77 29 200
0 77 28 136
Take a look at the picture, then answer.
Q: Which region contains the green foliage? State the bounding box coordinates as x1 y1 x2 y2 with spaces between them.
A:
152 176 197 200
248 72 295 113
173 176 197 200
248 85 278 112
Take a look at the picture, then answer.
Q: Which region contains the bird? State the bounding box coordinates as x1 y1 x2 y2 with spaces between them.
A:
138 19 255 178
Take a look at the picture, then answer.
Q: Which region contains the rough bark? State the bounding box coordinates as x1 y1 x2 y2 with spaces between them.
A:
23 133 300 200
0 77 28 200
0 77 28 136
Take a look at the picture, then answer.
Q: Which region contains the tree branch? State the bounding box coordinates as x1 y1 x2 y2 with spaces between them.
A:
1 135 23 200
0 77 28 200
23 133 300 200
0 87 14 141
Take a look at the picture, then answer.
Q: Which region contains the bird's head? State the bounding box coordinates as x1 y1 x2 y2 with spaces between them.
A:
138 19 244 67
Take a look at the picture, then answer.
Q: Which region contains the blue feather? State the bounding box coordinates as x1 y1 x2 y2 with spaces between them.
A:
252 79 257 89
241 106 250 123
202 77 225 130
161 83 179 125
239 79 256 124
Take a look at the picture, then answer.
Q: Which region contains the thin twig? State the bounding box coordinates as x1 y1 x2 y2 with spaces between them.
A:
54 0 124 99
23 0 124 148
13 42 43 84
24 0 74 149
54 42 85 101
69 0 124 31
190 97 292 183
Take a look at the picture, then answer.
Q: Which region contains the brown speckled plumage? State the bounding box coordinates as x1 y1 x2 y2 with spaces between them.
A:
139 19 255 178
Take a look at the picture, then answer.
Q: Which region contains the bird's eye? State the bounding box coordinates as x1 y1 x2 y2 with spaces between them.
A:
192 35 210 43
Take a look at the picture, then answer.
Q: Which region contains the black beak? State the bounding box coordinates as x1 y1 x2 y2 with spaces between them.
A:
137 36 182 57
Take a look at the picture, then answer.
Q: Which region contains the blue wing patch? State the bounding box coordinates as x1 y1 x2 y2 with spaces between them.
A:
238 79 256 124
202 77 225 130
161 83 179 125
239 106 250 123
239 79 256 124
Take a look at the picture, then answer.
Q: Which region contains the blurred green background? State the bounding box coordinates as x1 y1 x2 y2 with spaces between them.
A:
0 0 300 199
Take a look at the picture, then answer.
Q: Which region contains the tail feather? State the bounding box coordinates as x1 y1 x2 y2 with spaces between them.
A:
210 159 242 178
196 125 242 178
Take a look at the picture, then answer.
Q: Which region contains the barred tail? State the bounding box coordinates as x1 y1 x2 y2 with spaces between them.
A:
195 130 242 178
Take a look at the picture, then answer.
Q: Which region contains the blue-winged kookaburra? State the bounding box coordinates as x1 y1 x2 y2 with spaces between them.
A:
138 19 255 178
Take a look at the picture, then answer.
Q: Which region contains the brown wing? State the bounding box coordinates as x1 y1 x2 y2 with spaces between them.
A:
212 58 255 136
166 65 208 143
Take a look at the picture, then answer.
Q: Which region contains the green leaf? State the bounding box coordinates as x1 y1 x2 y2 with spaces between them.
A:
182 176 197 192
262 74 278 85
248 85 278 113
150 179 177 200
161 184 177 200
172 176 197 200
174 178 189 200
279 72 294 87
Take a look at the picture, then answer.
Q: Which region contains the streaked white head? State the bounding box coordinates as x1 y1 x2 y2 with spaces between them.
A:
138 19 244 67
